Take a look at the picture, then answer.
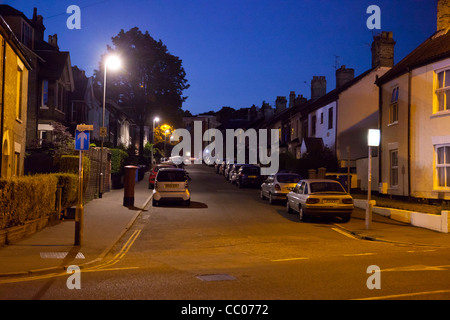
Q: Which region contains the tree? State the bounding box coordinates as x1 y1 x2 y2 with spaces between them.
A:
94 27 189 158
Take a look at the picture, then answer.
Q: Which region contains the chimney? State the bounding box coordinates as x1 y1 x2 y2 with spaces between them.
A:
438 0 450 31
371 31 395 68
289 91 296 108
275 96 287 113
311 76 327 101
32 7 45 43
336 65 355 89
48 34 59 49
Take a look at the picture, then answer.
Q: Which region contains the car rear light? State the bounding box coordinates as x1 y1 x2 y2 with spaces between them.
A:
342 198 353 204
306 198 320 204
274 184 281 191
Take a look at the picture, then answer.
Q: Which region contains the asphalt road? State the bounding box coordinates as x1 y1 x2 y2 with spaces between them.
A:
1 164 450 304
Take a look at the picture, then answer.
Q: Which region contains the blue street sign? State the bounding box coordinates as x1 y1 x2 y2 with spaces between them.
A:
75 130 90 151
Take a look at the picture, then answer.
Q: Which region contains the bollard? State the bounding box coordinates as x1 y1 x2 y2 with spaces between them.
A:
123 165 138 207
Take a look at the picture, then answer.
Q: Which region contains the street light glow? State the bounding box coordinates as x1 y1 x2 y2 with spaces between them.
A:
154 117 160 122
105 55 122 70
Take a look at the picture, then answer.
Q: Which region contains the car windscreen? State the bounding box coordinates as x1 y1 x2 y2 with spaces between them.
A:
242 167 260 175
309 182 346 193
277 174 301 183
157 170 186 182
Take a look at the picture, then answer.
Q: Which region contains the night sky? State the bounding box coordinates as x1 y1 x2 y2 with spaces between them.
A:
1 0 438 115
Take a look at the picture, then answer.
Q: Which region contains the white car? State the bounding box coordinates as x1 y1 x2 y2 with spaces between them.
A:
152 168 190 206
286 179 353 222
260 173 302 204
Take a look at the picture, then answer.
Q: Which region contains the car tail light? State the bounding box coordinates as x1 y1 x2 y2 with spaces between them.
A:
306 198 320 204
274 184 281 191
342 198 353 204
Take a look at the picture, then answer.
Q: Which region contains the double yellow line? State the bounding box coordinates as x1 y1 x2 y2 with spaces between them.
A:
0 229 142 284
90 229 141 271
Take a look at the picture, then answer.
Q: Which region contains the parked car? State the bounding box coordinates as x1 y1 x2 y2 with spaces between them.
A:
152 168 190 206
286 179 353 222
229 164 244 184
224 163 234 179
148 164 176 189
260 172 302 204
236 164 262 188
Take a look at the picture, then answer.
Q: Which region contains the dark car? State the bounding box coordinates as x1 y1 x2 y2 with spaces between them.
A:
148 164 176 189
236 165 262 188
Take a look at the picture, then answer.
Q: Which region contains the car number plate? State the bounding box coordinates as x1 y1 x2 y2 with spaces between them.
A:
248 176 257 178
165 184 179 188
323 199 339 204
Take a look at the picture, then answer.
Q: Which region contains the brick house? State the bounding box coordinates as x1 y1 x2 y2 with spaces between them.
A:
0 14 32 178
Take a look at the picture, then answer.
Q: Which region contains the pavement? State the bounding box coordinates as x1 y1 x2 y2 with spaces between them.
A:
1 168 450 278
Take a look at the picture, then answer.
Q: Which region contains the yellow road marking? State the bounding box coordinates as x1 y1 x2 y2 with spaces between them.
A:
355 289 450 300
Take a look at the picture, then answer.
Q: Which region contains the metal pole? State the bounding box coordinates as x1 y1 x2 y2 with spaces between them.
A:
366 146 372 230
75 150 84 245
99 64 107 198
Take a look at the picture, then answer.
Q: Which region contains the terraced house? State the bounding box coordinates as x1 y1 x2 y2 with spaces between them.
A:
377 0 450 201
0 15 32 178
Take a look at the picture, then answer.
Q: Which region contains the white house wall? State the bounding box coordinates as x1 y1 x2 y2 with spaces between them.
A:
308 101 336 152
410 58 450 200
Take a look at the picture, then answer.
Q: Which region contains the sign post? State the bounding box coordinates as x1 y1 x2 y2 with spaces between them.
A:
74 125 92 245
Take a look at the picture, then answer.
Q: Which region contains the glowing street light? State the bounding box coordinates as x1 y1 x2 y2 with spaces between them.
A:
99 54 122 198
366 129 380 229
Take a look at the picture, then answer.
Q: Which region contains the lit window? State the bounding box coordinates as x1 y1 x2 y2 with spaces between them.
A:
436 70 450 112
436 145 450 188
390 150 398 187
16 67 23 120
389 87 399 124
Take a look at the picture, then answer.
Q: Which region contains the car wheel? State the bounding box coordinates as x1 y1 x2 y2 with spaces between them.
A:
184 199 191 206
152 199 158 207
340 215 351 223
286 201 292 213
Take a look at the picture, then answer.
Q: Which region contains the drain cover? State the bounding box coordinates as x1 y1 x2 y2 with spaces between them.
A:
196 274 236 282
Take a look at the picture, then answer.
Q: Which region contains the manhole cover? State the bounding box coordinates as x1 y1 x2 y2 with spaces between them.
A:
196 274 236 282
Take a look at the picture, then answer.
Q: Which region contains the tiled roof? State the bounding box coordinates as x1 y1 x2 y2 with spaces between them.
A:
377 29 450 85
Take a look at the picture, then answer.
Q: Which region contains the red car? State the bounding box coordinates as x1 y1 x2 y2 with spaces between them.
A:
148 164 176 189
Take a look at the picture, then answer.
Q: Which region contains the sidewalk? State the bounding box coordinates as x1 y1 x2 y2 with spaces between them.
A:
336 208 450 248
0 173 152 277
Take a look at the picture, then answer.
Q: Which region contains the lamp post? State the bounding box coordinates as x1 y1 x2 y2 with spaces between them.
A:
164 129 170 158
99 55 121 198
366 129 380 230
151 117 159 166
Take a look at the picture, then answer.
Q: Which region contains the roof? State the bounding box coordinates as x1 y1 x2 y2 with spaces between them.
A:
377 29 450 85
0 5 33 25
0 15 33 69
36 50 70 80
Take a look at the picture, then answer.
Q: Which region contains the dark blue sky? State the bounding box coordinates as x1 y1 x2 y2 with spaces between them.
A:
2 0 438 115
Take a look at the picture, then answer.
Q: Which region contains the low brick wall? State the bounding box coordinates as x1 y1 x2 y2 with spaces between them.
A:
353 199 449 233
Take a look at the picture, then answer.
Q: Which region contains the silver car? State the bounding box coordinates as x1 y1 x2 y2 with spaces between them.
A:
260 173 302 204
152 168 190 206
286 179 353 222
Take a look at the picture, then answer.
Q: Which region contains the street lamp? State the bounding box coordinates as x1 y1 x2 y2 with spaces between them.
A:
151 117 159 166
99 54 122 198
164 129 170 158
366 129 380 229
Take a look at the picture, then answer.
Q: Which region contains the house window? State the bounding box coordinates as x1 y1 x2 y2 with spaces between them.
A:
389 87 399 124
41 80 48 107
436 145 450 188
16 67 23 120
328 108 333 130
436 70 450 112
390 150 399 187
21 21 33 49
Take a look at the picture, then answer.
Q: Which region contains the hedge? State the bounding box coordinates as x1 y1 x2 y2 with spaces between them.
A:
59 155 90 192
110 148 128 174
0 174 58 229
0 173 80 230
